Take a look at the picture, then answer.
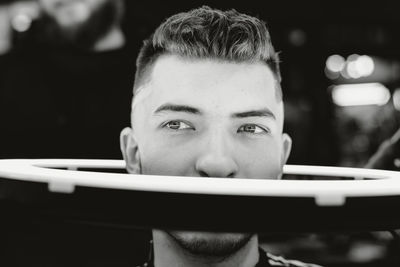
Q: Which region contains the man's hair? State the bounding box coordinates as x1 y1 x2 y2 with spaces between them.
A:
133 6 282 99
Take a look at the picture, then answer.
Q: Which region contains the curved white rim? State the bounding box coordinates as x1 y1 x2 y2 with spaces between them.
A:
0 159 400 206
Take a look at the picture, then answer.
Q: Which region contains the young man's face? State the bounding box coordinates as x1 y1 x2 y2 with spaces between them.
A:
122 55 291 178
120 54 291 255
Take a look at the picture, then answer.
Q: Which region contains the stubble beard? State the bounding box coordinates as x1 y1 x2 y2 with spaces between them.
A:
167 231 254 259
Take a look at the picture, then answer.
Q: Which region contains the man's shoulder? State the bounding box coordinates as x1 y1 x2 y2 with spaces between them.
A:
259 249 323 267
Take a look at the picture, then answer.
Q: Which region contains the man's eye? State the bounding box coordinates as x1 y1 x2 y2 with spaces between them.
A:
237 124 267 134
164 121 194 130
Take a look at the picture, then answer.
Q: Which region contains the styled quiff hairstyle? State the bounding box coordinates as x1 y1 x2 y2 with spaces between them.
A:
133 6 282 99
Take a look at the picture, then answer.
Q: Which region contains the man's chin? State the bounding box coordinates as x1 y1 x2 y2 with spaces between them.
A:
167 231 254 258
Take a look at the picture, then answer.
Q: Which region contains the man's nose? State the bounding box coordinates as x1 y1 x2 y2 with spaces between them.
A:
195 133 239 178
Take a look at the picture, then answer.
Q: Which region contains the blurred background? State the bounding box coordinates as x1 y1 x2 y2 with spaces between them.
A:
0 0 400 168
1 0 400 169
1 0 400 266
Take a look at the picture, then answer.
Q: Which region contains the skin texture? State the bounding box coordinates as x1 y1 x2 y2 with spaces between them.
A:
120 55 292 266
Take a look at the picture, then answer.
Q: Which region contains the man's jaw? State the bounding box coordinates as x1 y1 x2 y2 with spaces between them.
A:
166 230 254 259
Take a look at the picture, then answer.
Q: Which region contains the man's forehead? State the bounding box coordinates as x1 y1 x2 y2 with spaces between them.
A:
143 56 274 103
131 55 284 130
134 55 281 109
150 55 276 86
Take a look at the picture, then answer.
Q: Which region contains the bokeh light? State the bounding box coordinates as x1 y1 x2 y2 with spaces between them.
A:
355 55 375 77
347 60 362 79
326 54 376 80
11 13 32 32
332 83 390 106
326 55 346 73
393 88 400 111
288 28 307 47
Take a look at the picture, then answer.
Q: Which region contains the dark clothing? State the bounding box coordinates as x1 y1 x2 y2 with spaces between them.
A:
136 247 323 267
0 42 135 159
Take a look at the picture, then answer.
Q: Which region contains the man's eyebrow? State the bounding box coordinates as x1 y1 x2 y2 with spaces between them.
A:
232 109 276 120
154 104 201 115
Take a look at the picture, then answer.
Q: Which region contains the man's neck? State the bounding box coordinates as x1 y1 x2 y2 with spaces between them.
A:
152 230 259 267
92 25 125 52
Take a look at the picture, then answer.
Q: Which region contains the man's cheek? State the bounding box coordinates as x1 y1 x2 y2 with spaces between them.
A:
141 147 195 176
239 146 282 179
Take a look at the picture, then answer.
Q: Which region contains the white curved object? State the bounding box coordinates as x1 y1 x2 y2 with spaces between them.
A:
0 159 399 206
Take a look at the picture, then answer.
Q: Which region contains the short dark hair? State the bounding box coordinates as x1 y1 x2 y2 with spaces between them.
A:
133 6 282 99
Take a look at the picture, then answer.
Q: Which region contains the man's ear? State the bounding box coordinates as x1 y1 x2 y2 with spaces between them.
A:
281 133 292 166
120 127 141 174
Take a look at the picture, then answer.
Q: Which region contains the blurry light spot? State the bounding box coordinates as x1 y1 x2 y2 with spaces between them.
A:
393 88 400 111
347 61 362 79
288 29 307 47
11 13 32 32
0 7 11 54
332 83 391 106
347 54 360 62
355 55 375 77
348 242 386 263
326 55 345 73
394 158 400 168
340 67 350 79
325 67 340 80
0 40 11 55
336 54 375 80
